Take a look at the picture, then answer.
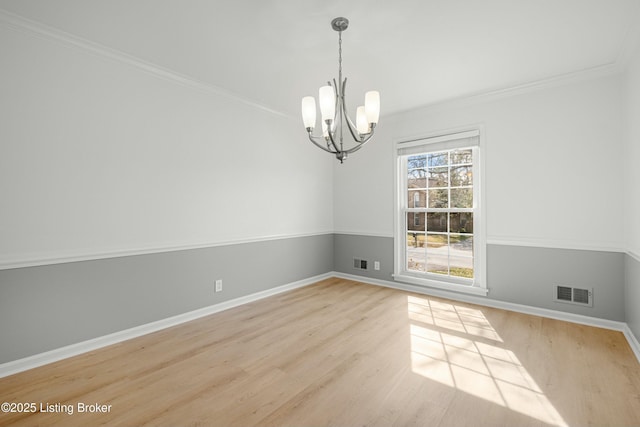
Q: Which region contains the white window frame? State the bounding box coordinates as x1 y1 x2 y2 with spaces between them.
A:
393 127 487 296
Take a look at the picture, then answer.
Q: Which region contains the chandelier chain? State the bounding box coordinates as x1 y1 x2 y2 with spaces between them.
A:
337 29 344 149
338 30 342 85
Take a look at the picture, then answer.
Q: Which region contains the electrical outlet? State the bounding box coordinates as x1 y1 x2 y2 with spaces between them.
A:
215 279 223 293
374 261 380 270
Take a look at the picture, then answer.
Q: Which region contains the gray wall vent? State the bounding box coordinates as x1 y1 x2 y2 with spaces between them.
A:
353 258 368 270
554 285 593 307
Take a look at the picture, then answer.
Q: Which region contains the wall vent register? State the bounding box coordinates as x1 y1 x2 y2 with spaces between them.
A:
353 258 368 270
555 285 593 307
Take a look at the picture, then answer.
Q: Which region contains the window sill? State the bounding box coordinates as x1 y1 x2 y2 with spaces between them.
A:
393 273 488 296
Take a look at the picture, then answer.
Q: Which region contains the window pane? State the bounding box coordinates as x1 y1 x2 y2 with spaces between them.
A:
408 170 427 189
427 233 448 249
428 189 448 208
428 152 448 167
407 244 425 272
408 212 425 232
408 155 427 169
407 156 427 188
407 232 425 248
428 167 448 187
409 190 426 208
449 256 474 278
450 235 474 257
427 234 448 275
450 213 473 233
451 149 472 165
427 251 449 276
451 188 473 208
427 213 447 232
451 165 472 186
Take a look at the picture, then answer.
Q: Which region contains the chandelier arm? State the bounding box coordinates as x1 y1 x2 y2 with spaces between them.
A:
342 105 358 135
325 121 342 154
343 108 363 143
307 132 337 153
343 123 376 154
343 134 374 154
339 79 366 143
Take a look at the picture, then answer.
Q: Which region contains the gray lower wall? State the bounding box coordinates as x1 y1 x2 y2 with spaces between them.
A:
0 232 632 365
333 234 395 282
333 234 626 322
626 254 640 338
487 245 625 321
0 234 334 364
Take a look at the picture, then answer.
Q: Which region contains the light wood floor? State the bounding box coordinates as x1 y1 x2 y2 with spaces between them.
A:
1 277 640 426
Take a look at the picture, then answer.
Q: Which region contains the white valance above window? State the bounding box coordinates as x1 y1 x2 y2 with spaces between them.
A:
396 130 480 157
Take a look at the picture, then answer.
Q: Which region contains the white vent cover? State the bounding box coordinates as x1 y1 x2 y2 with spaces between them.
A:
555 285 593 307
353 258 368 270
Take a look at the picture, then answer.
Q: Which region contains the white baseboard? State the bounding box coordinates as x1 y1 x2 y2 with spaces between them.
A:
0 272 332 379
333 272 640 362
623 324 640 363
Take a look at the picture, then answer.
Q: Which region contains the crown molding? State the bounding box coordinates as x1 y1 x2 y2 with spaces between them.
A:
387 62 622 119
2 7 634 123
388 8 640 119
0 8 292 119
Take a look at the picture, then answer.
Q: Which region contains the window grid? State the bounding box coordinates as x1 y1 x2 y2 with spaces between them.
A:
403 148 474 280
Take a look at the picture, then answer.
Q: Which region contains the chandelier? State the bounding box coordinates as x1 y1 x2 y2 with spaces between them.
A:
301 17 380 163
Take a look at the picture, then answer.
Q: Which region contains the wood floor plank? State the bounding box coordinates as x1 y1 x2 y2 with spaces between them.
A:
1 278 639 426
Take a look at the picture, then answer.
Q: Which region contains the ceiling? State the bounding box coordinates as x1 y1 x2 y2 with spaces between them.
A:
1 0 639 118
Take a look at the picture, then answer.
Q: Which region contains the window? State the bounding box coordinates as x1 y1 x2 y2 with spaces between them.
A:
394 129 486 295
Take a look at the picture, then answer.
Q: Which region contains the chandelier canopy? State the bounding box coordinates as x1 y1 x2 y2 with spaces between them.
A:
301 17 380 163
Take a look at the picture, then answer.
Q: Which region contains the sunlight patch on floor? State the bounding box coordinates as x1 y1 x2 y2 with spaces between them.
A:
408 296 568 427
407 295 503 342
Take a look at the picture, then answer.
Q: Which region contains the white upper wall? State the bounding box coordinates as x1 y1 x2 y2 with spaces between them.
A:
0 22 334 268
625 37 640 257
2 7 634 267
334 72 625 252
